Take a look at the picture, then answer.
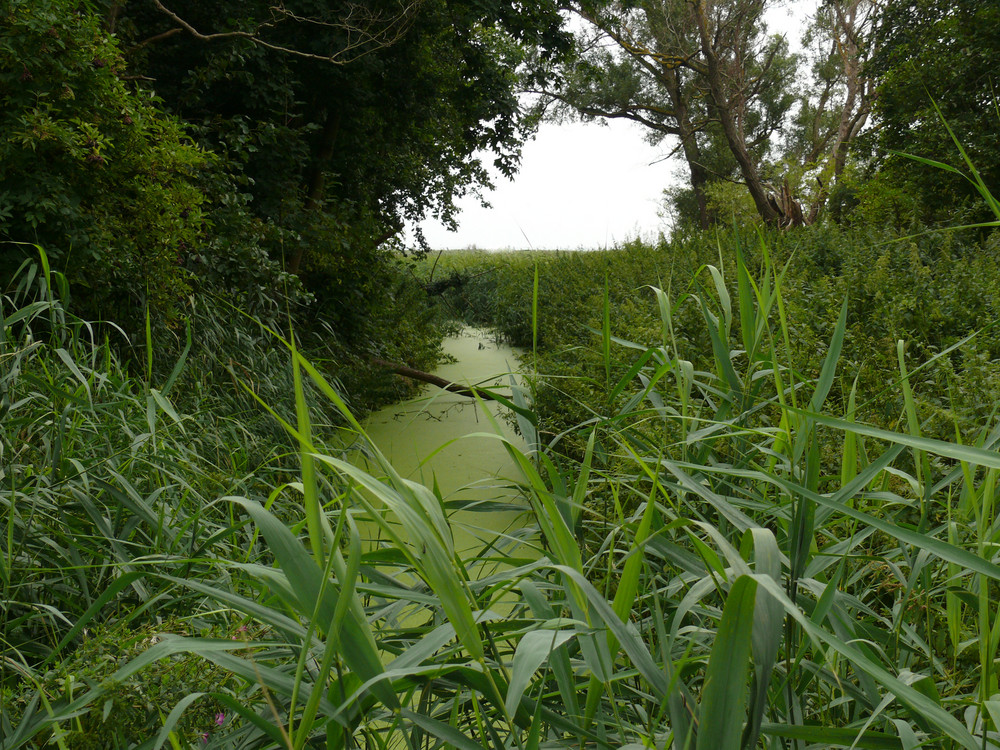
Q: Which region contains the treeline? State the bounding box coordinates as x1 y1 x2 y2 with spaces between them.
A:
0 0 571 410
2 1 997 393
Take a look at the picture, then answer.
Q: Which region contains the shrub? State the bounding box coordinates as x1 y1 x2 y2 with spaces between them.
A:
0 0 207 327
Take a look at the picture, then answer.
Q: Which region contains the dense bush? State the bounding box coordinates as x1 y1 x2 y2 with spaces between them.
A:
0 0 209 326
420 225 1000 450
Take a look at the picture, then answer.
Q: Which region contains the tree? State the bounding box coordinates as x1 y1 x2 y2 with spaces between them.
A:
534 0 878 229
785 0 876 223
862 0 1000 225
111 1 569 253
102 0 572 340
0 0 207 324
536 0 800 228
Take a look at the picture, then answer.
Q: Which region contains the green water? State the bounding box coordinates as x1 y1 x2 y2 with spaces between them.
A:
362 328 530 558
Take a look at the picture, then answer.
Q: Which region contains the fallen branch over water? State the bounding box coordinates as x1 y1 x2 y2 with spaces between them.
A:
371 357 509 402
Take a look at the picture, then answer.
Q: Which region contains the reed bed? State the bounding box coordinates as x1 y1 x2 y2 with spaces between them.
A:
5 129 1000 746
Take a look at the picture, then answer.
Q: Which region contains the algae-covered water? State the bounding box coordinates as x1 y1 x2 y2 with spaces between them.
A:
361 328 530 558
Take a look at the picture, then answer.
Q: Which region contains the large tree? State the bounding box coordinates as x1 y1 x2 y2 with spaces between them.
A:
785 0 876 223
862 0 1000 225
111 0 570 261
535 0 875 229
103 0 572 339
537 0 799 228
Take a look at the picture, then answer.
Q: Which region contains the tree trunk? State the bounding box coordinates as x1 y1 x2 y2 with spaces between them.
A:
807 0 874 223
691 0 781 226
288 109 342 276
664 67 713 229
371 358 509 402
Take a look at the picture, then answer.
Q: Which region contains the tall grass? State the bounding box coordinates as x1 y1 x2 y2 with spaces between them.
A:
12 228 995 748
5 127 1000 746
0 250 296 746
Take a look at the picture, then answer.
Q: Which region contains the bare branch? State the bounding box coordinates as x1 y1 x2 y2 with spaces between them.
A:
129 27 184 54
149 0 424 65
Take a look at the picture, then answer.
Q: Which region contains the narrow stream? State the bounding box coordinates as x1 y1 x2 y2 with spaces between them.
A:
361 327 530 559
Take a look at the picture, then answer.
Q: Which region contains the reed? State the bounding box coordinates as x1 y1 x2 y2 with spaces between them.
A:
64 234 999 748
5 125 1000 747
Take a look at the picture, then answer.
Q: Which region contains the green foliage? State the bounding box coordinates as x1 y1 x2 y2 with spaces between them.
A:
863 0 1000 225
702 180 761 229
0 0 208 325
422 225 1000 452
112 0 570 273
22 243 999 748
0 254 314 746
6 229 1000 748
14 621 230 748
540 0 800 229
6 4 1000 747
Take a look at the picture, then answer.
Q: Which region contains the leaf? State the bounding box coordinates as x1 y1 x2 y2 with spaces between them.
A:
505 630 577 716
696 575 757 750
760 723 902 749
149 388 184 429
790 408 1000 470
151 693 206 750
230 497 397 710
400 708 486 750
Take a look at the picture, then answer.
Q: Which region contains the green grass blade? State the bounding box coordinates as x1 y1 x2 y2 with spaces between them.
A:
151 693 206 750
759 723 902 749
400 708 484 750
231 497 397 709
289 334 324 565
696 575 757 750
314 456 485 662
745 529 782 750
786 407 1000 470
505 630 577 717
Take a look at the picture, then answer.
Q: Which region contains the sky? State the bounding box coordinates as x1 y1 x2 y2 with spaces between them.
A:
413 1 815 251
417 119 672 251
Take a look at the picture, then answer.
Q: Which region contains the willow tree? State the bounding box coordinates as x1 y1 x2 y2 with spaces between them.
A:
534 0 796 228
536 0 874 229
786 0 876 223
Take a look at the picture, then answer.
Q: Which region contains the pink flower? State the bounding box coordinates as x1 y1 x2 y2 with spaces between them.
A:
215 712 225 726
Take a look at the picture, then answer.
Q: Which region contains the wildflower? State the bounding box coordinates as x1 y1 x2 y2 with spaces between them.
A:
215 712 225 726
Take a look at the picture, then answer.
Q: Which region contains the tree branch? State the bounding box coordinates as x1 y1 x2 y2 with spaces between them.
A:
371 358 510 402
149 0 423 64
129 27 184 54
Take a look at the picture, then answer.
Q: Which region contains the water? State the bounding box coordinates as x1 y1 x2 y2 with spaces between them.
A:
361 328 530 559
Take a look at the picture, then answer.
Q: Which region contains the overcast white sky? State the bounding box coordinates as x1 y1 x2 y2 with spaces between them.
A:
413 1 815 250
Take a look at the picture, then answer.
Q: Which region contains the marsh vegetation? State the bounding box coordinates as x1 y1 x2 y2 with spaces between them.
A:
3 0 1000 747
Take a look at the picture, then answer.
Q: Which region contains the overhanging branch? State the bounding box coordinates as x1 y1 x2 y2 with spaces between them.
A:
149 0 423 64
371 358 510 402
